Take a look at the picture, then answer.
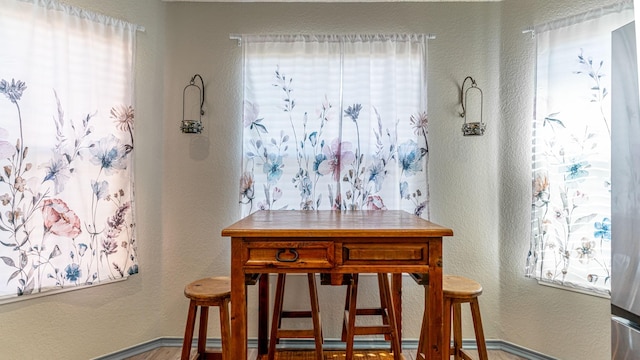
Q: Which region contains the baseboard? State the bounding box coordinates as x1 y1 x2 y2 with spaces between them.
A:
459 339 558 360
94 337 558 360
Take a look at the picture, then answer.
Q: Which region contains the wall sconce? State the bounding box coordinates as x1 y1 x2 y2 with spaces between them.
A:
181 74 205 134
459 76 485 136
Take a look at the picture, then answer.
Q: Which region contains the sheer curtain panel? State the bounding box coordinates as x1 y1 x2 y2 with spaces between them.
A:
240 34 430 218
526 1 633 296
0 0 140 302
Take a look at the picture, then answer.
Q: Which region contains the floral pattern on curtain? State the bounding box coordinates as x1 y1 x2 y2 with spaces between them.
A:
526 1 633 296
240 34 430 218
0 0 139 301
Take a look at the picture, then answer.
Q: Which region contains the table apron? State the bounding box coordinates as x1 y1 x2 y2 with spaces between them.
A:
239 238 436 274
241 266 431 274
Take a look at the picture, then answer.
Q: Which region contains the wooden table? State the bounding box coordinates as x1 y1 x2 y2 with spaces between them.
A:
221 210 453 360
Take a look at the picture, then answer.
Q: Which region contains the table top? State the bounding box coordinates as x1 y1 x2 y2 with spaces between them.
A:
221 210 453 238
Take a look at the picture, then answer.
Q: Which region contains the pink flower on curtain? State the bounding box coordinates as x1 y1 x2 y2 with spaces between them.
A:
0 127 15 159
318 138 355 181
42 199 81 238
240 171 255 203
366 195 387 210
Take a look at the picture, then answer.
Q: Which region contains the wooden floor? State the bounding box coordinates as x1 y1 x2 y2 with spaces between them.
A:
124 346 528 360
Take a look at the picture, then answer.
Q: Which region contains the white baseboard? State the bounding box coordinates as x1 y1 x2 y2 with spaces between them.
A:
94 337 558 360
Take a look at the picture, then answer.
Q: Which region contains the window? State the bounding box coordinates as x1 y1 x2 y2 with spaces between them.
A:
0 0 140 302
526 1 633 296
240 34 431 218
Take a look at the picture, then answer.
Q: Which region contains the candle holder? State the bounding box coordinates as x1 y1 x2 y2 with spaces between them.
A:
181 74 205 134
459 76 485 136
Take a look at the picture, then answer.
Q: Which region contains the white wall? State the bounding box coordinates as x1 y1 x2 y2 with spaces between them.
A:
0 1 616 359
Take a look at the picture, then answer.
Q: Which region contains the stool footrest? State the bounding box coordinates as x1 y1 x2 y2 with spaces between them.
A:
350 308 387 316
281 310 314 318
276 329 318 338
349 325 396 336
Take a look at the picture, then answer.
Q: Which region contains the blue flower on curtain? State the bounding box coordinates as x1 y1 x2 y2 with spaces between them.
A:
593 218 611 240
564 160 590 183
398 140 423 176
264 154 285 185
0 79 137 297
65 263 82 283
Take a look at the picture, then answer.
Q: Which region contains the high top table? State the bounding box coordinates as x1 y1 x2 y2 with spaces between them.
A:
221 210 453 360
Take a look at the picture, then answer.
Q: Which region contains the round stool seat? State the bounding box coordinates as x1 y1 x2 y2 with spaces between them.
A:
184 276 231 303
443 275 482 298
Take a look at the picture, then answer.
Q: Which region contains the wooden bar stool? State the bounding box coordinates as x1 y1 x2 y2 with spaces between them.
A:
268 273 323 360
342 273 401 360
418 275 488 360
181 276 231 360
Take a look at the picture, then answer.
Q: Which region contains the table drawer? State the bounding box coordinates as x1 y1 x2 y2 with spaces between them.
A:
342 243 427 264
243 241 334 269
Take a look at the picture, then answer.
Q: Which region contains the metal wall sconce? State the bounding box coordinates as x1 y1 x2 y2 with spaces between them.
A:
459 76 485 136
181 74 205 134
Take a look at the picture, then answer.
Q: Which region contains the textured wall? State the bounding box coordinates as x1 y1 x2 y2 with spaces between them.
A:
0 1 616 359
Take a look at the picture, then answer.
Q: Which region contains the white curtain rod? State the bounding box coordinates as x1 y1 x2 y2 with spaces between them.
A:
522 28 535 39
230 34 241 45
229 33 436 46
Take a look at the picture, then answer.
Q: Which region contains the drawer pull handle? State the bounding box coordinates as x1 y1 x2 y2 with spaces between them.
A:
275 249 299 262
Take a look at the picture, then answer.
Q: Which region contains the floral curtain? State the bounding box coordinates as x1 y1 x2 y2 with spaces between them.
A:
240 34 430 217
0 0 140 302
526 1 633 296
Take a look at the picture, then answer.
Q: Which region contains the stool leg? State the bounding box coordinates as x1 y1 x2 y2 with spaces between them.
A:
377 274 391 341
341 276 353 342
453 302 462 360
443 296 453 360
307 273 324 360
181 300 198 360
198 305 209 355
268 274 287 360
470 298 488 360
378 273 401 359
416 308 427 359
345 273 359 360
417 290 428 360
220 297 231 360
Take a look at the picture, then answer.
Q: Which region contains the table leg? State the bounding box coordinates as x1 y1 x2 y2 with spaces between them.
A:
231 239 248 360
258 273 270 357
427 241 445 360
